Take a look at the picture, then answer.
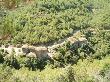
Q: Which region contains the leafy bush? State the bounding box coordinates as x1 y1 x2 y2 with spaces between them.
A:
53 41 94 67
1 0 93 45
0 65 13 82
0 0 110 82
4 55 20 69
84 30 110 59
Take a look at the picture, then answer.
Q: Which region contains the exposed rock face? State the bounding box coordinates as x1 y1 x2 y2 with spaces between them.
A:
73 37 87 48
22 45 30 54
14 48 24 56
24 46 48 58
26 52 36 58
67 37 78 44
22 45 48 58
0 45 49 58
29 46 36 52
0 30 87 59
3 47 24 56
3 47 14 54
34 47 48 59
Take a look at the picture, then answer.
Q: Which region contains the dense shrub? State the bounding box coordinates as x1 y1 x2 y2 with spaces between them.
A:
1 52 50 70
0 65 13 82
53 41 94 67
4 55 20 69
0 0 92 45
84 30 110 59
0 0 110 82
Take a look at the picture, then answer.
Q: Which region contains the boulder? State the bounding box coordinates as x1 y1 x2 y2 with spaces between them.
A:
29 46 36 52
26 52 36 58
78 37 87 42
22 44 30 54
47 53 53 58
35 47 48 58
67 37 77 44
73 37 87 48
14 48 24 56
3 47 14 54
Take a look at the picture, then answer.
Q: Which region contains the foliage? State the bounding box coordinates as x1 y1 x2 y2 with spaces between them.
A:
1 56 110 82
4 54 20 69
0 51 50 71
84 30 110 59
0 0 92 45
0 0 110 82
0 65 13 82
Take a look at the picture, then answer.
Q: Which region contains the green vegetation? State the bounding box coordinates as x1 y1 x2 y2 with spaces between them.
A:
0 0 110 82
0 0 92 45
1 56 110 82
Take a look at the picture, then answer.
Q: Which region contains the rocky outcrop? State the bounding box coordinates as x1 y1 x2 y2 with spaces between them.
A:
34 47 48 58
26 52 36 58
22 44 30 54
21 45 48 58
0 30 87 59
